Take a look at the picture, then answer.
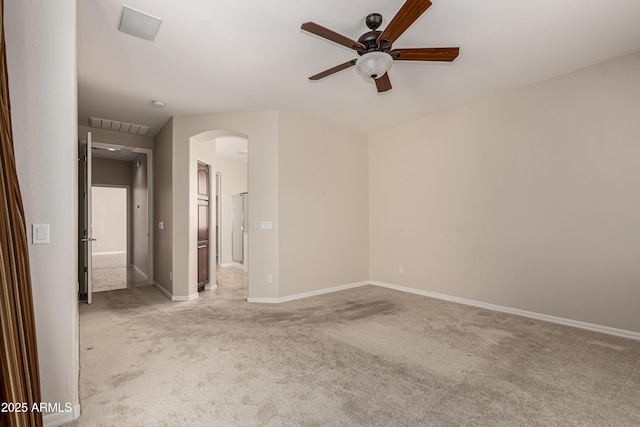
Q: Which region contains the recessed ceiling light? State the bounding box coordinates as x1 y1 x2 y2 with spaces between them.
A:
151 100 165 108
119 6 162 41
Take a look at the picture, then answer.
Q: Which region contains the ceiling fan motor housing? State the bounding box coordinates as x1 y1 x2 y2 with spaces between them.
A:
358 13 390 55
357 30 383 54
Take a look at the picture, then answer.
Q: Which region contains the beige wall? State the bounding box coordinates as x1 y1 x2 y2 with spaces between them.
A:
369 52 640 333
153 118 173 294
278 112 369 297
174 112 369 301
92 157 133 187
132 154 149 276
6 0 80 417
216 156 248 266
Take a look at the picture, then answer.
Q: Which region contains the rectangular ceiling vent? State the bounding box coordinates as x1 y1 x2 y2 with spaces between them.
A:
119 6 162 41
89 117 149 136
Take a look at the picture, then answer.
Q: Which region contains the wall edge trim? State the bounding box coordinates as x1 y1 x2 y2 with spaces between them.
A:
247 281 369 304
153 282 172 300
43 404 81 427
171 292 199 302
132 265 148 280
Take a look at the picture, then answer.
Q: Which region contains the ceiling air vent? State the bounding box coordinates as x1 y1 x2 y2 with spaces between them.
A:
119 6 162 41
89 117 150 136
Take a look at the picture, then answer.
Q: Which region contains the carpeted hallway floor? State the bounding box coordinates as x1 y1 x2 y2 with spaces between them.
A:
69 284 640 426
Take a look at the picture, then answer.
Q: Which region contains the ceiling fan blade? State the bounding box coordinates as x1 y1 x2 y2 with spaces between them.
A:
377 0 432 46
374 73 392 93
391 47 459 62
309 59 357 81
301 22 365 51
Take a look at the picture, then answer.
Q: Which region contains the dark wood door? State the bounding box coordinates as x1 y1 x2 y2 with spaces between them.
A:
197 163 209 291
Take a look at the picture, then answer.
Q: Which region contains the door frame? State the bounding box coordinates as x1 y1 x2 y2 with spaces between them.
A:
215 172 222 268
78 133 94 303
196 161 210 291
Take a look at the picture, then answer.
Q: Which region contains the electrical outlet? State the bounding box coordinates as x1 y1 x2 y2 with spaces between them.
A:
266 274 273 283
399 266 404 274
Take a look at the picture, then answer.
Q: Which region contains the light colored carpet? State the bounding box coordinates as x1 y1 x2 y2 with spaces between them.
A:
69 284 640 426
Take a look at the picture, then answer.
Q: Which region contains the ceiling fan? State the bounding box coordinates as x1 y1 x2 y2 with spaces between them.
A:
301 0 459 93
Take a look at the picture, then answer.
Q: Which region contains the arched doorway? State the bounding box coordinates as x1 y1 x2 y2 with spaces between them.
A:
190 130 249 299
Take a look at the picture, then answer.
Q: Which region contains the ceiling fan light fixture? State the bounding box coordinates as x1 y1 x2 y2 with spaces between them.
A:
355 52 393 81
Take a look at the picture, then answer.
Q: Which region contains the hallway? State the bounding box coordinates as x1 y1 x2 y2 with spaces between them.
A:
91 253 247 299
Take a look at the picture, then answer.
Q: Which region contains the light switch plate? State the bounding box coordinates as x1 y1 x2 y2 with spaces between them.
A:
32 224 49 244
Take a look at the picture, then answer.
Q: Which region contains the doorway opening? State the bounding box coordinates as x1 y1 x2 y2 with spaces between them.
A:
91 186 144 292
214 137 248 300
190 131 248 300
78 135 154 303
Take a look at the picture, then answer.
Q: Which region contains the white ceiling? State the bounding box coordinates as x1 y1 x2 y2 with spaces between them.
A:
216 136 248 161
78 0 640 137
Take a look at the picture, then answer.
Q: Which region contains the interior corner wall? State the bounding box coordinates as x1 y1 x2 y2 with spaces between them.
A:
278 112 369 297
5 0 80 416
153 118 173 294
369 52 640 333
172 112 279 300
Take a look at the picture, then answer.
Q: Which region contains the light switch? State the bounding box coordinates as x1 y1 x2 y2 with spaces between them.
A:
260 221 272 230
158 221 164 230
32 224 49 244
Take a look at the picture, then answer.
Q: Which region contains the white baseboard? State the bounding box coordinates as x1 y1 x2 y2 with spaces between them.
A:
43 404 80 427
132 265 148 280
172 292 199 302
247 281 369 304
92 251 126 256
246 297 281 303
160 275 639 340
153 282 172 300
153 282 199 302
204 283 217 291
371 281 640 341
